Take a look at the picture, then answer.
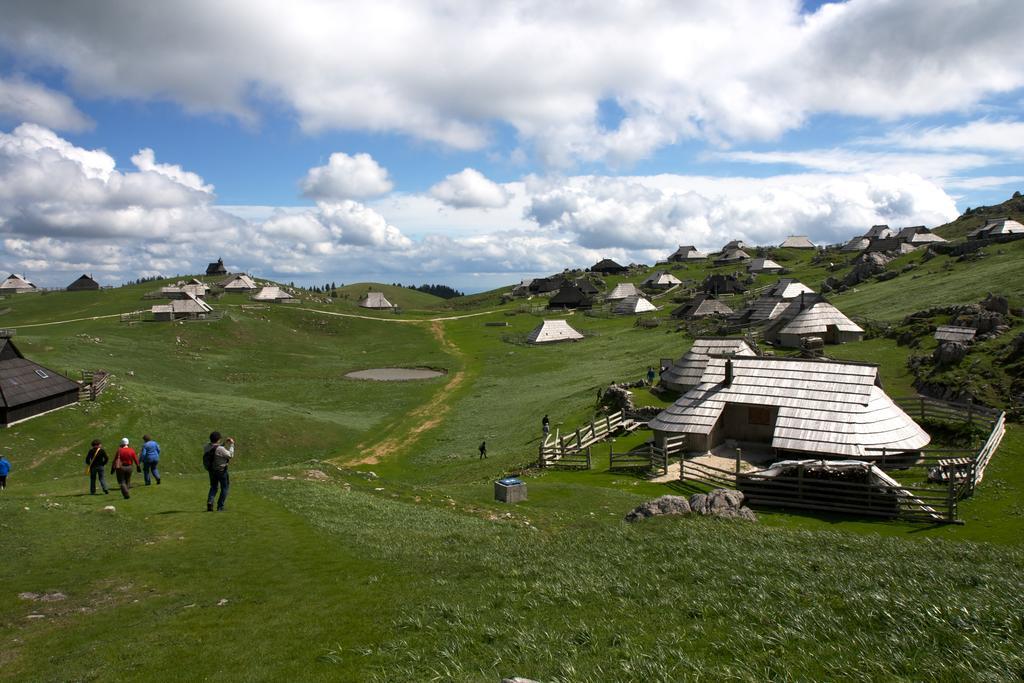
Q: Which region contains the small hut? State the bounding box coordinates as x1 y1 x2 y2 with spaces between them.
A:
612 295 656 315
671 295 734 320
841 237 869 252
206 258 228 276
771 294 864 347
606 282 641 301
865 225 893 240
714 249 750 265
528 277 566 294
747 257 783 274
934 325 976 343
359 292 394 309
548 284 593 309
573 278 600 296
590 258 628 275
660 337 756 392
0 334 80 427
0 274 36 294
668 245 707 262
151 292 214 320
252 286 298 304
67 274 100 292
865 237 912 254
721 239 750 252
642 271 683 289
220 274 258 292
526 320 584 344
779 235 815 249
702 274 746 296
734 279 815 325
966 218 1024 240
896 226 946 246
649 355 930 458
766 279 814 299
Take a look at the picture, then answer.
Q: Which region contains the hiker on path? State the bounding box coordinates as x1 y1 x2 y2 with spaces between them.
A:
112 438 140 499
0 455 10 490
542 414 550 437
84 440 109 495
478 441 487 459
203 432 235 512
646 366 656 385
140 434 161 486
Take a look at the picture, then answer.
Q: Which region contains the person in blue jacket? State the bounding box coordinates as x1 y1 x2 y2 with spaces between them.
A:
0 454 10 490
140 434 161 485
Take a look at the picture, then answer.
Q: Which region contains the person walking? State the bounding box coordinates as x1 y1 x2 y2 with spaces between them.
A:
140 434 161 486
203 432 234 512
112 438 140 499
646 366 656 385
478 441 487 459
84 440 109 495
0 454 10 490
542 414 550 437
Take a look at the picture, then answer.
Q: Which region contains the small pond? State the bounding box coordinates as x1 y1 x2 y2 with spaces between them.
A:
344 367 447 381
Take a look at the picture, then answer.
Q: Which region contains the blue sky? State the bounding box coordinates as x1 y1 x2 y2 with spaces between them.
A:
0 0 1022 291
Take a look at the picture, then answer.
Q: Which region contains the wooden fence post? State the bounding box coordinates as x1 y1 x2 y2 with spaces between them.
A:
679 454 685 482
920 397 925 422
608 440 614 469
947 471 957 522
735 447 742 478
798 463 804 503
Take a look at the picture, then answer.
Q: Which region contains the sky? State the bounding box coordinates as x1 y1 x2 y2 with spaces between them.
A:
0 0 1022 292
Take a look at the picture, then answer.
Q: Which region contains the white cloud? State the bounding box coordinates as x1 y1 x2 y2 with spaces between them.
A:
131 148 213 193
874 119 1024 153
714 148 995 179
0 76 92 132
429 168 512 209
1 0 1022 166
300 152 393 200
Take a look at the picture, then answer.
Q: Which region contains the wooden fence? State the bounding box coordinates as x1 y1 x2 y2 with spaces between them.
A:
78 370 110 402
609 435 685 475
538 411 638 469
892 395 998 429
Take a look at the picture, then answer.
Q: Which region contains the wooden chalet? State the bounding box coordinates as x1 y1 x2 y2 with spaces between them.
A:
526 319 584 344
606 282 640 300
151 292 214 321
0 274 37 294
220 274 258 292
747 257 783 274
359 292 394 309
668 245 707 262
779 235 815 249
660 338 756 393
252 286 298 304
671 295 734 320
0 334 80 427
529 277 567 294
642 271 683 289
714 248 750 265
766 293 864 347
573 278 600 296
967 218 1024 240
896 226 946 246
67 274 100 291
548 284 593 309
612 295 656 315
734 279 815 325
206 258 228 276
721 239 750 252
649 355 930 458
590 258 628 275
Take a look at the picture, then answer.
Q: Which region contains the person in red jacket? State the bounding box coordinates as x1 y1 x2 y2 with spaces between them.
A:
111 437 140 499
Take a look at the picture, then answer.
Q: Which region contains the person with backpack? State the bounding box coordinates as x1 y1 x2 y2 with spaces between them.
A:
478 441 487 459
111 438 140 499
203 432 235 512
140 434 161 486
84 439 109 495
0 454 10 490
542 414 550 437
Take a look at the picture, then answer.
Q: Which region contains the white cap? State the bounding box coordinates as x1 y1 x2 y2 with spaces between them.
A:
120 437 129 446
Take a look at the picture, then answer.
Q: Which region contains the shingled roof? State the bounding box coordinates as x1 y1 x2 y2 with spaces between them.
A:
0 274 36 292
660 338 756 392
668 245 707 261
779 235 815 249
590 258 627 274
67 274 100 291
606 282 640 300
642 271 683 288
773 295 863 346
649 355 930 458
359 292 394 309
934 325 976 343
747 257 783 273
0 337 80 426
221 274 258 291
526 319 584 344
612 295 656 315
671 295 734 320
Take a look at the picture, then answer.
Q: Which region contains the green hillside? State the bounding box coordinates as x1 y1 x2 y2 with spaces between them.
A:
933 192 1024 240
2 231 1024 680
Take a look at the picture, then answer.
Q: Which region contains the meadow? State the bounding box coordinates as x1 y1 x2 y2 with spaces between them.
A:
2 245 1024 681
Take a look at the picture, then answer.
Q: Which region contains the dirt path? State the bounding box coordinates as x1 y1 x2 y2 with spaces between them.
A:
346 320 467 466
8 311 146 328
293 306 500 323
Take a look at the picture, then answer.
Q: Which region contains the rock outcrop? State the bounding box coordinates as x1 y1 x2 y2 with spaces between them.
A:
624 489 757 523
843 252 891 287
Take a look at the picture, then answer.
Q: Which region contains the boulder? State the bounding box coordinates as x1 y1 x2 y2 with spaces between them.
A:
689 489 758 521
982 293 1010 315
624 495 691 522
934 341 969 367
843 252 891 287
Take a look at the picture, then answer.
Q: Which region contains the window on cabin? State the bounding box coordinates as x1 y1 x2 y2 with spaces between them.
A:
35 369 49 379
748 406 771 425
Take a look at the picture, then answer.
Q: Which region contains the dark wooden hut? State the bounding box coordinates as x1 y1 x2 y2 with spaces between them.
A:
702 274 746 295
66 274 100 292
590 258 628 275
0 335 80 427
206 258 228 276
548 284 593 309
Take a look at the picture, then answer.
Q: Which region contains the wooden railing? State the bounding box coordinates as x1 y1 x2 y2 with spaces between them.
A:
538 411 636 469
609 434 685 475
892 395 998 429
78 370 109 402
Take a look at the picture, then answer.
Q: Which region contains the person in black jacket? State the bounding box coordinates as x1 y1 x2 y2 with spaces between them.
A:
85 439 109 495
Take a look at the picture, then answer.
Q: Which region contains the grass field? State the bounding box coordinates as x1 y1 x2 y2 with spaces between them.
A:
3 250 1024 681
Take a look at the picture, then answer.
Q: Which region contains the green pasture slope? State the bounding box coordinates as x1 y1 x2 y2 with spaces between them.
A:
2 264 1024 682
